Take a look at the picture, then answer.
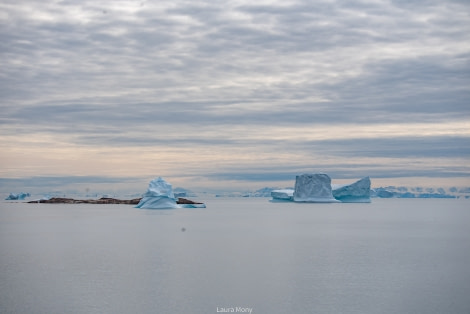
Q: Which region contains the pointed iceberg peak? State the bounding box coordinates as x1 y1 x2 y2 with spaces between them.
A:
143 177 176 199
332 177 371 203
293 173 339 203
135 177 179 209
136 177 206 209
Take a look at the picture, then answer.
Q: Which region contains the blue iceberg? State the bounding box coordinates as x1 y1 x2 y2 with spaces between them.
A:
332 177 371 203
135 177 205 209
270 189 294 201
293 173 340 203
5 192 30 200
271 174 371 203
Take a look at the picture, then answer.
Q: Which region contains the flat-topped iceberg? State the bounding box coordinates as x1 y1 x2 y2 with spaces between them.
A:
135 177 205 209
293 173 340 203
332 177 371 203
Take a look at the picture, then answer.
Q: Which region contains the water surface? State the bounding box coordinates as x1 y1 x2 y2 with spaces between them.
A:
1 198 469 314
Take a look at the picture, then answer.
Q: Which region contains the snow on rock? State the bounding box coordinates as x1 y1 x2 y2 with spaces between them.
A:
332 177 371 203
135 177 205 209
271 189 294 201
293 173 339 203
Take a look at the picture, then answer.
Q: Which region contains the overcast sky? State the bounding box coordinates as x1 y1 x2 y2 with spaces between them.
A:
1 0 469 193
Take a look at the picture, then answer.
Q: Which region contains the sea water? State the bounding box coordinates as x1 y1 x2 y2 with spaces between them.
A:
1 198 469 314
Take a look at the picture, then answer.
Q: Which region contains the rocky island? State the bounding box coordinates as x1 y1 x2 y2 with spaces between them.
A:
27 177 206 209
28 197 203 205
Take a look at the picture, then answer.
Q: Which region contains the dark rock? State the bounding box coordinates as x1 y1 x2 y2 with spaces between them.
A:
176 197 203 204
28 196 202 205
28 197 142 204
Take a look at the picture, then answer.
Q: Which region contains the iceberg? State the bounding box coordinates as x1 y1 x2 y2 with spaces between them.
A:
135 177 205 209
270 174 372 203
371 188 394 198
369 187 456 199
270 189 294 201
293 173 339 203
5 192 30 200
332 177 371 203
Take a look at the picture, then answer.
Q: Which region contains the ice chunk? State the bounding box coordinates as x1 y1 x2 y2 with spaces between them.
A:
135 197 181 209
332 177 371 203
293 173 339 203
135 177 206 209
271 189 294 201
5 192 30 200
41 194 52 201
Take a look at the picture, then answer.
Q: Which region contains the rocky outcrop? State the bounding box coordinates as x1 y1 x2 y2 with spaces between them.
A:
28 197 142 204
28 197 202 205
176 198 204 205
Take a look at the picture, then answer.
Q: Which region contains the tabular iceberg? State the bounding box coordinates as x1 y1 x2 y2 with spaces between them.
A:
135 177 205 209
293 173 340 203
332 177 371 203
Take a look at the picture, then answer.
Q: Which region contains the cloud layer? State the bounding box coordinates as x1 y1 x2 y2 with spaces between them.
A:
1 0 469 191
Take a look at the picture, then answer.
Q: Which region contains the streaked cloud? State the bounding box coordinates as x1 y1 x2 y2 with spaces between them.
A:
0 0 469 192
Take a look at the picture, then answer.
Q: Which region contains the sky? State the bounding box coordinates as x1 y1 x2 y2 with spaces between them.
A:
1 0 469 194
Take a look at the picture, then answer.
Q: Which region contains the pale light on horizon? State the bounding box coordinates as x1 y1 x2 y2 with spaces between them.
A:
0 0 469 193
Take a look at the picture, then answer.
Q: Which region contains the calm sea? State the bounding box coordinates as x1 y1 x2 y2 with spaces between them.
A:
1 198 469 314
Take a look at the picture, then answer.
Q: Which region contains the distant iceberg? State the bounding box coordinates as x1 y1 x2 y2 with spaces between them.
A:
332 177 371 203
371 188 395 198
270 189 294 201
135 177 205 209
271 174 371 203
293 173 340 203
5 192 30 200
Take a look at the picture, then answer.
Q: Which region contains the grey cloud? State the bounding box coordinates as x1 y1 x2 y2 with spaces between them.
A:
0 175 141 189
3 96 467 138
64 132 470 164
204 165 470 183
1 0 469 187
2 0 468 108
3 98 469 154
317 57 470 121
207 170 470 183
302 136 470 159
